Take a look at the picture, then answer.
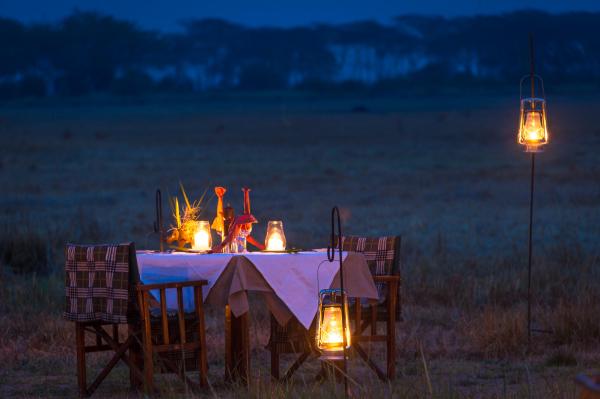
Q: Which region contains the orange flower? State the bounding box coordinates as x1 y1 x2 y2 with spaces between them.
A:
211 187 227 233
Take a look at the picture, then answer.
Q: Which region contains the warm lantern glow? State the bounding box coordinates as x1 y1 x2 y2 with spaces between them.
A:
192 221 212 251
267 233 285 251
316 289 351 359
265 220 286 251
318 306 350 350
523 111 544 142
518 97 548 152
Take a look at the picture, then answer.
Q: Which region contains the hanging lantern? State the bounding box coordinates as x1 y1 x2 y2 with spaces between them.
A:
192 221 212 251
265 220 286 251
518 76 549 152
316 288 351 360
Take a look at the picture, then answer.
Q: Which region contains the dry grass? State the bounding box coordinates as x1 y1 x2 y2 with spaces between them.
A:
1 92 600 397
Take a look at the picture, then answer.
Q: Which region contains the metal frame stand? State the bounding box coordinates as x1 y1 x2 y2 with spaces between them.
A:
527 152 535 344
327 206 349 398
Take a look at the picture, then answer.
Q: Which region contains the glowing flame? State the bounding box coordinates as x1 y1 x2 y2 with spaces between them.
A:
318 306 350 351
523 111 544 142
266 232 285 251
192 223 212 251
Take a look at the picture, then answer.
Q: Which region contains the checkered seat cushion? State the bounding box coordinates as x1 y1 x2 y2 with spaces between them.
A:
340 236 401 305
64 243 139 324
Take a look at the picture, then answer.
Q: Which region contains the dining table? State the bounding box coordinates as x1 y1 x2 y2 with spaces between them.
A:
136 249 379 381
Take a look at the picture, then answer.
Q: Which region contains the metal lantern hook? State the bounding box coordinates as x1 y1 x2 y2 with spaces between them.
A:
326 206 349 396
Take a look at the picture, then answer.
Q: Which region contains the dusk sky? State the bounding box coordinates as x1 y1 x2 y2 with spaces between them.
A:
2 0 600 30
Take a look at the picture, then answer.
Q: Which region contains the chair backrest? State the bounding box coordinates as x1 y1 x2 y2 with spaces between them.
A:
136 280 208 375
64 243 139 324
340 235 401 302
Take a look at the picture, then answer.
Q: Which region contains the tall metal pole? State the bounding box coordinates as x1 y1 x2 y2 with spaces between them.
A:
526 32 536 344
328 206 348 398
527 153 535 344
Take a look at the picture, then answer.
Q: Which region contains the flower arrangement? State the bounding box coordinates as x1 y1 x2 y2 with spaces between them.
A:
166 182 210 249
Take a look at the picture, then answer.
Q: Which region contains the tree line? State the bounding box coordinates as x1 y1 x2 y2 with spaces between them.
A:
1 10 600 98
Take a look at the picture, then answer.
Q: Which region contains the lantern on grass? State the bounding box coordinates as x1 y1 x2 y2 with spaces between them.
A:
316 288 351 360
265 221 286 251
518 79 548 152
192 221 212 251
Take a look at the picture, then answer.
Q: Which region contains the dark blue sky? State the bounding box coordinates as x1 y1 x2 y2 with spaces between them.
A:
2 0 600 30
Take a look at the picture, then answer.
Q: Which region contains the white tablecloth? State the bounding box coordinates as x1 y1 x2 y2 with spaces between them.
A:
136 251 378 329
242 252 351 328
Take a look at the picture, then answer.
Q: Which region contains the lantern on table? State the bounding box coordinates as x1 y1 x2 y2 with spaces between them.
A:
316 289 351 360
192 221 212 251
265 221 286 251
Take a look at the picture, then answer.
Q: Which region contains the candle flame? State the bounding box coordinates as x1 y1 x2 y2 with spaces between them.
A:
193 226 211 251
266 232 285 251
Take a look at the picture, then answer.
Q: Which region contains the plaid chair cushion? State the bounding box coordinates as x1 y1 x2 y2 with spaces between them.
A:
340 236 400 303
64 243 135 324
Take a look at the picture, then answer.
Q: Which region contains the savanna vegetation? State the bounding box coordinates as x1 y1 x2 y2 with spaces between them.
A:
1 90 599 397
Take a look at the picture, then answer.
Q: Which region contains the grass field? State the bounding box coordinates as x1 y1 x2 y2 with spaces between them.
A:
1 91 599 397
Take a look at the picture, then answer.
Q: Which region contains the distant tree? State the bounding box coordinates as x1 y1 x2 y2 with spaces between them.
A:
0 18 28 75
238 63 286 90
111 69 154 95
52 11 157 95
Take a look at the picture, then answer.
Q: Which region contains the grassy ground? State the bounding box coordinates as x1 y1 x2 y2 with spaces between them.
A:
1 91 599 397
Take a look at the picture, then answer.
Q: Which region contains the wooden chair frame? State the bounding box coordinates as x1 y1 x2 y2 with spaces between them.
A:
69 243 144 397
136 280 209 394
75 321 143 397
351 274 400 380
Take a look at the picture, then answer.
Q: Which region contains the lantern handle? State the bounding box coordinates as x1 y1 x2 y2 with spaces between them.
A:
315 260 334 294
519 74 546 100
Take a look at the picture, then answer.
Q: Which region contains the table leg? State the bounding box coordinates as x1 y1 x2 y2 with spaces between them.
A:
225 305 250 383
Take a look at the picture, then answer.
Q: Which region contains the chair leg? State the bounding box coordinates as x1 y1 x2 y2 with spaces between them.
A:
353 343 387 381
387 285 398 379
141 296 154 394
128 324 142 390
142 341 154 393
196 291 208 388
370 305 377 335
76 323 87 398
282 351 311 381
271 345 280 380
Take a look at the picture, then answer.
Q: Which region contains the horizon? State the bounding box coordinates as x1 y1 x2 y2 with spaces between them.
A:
2 0 600 31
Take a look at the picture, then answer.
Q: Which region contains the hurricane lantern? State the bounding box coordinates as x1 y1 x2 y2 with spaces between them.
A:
519 33 552 344
518 79 548 152
265 220 286 251
192 221 212 251
316 288 351 360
